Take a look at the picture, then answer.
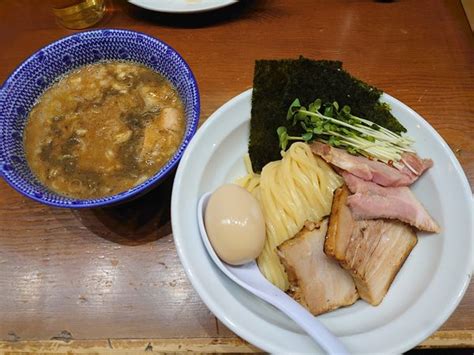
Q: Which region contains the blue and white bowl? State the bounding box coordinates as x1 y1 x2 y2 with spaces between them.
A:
0 29 200 208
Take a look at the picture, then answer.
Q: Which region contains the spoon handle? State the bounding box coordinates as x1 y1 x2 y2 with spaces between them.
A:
254 285 349 355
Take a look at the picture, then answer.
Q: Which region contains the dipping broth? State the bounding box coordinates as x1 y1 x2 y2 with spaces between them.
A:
24 61 186 199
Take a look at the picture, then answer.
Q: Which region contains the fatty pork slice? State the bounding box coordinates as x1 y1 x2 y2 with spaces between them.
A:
325 185 353 263
326 186 418 305
345 220 418 305
310 142 432 187
343 172 441 233
139 108 181 162
399 152 433 180
277 219 358 315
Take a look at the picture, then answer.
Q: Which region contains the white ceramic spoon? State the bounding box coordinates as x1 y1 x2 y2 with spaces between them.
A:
197 192 349 355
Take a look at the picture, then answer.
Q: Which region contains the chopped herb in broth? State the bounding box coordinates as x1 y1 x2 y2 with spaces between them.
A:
24 61 186 199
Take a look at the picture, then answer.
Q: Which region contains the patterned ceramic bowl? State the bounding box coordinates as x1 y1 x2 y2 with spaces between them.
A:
0 29 200 208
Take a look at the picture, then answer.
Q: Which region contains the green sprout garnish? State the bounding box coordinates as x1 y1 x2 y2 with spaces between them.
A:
278 98 415 166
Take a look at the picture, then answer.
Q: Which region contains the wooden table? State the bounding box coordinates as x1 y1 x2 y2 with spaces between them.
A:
0 0 473 352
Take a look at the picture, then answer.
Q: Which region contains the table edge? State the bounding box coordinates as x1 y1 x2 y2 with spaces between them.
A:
0 330 472 353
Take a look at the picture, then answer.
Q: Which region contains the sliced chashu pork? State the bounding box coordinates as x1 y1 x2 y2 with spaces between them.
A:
139 107 181 162
310 142 432 187
399 152 433 180
342 172 440 233
325 185 354 262
326 185 418 305
345 220 417 305
277 219 358 315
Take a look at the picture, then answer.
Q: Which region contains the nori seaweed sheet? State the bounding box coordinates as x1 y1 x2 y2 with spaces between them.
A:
249 57 406 172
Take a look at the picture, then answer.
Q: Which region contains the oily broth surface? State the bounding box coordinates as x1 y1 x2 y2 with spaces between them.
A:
24 61 185 199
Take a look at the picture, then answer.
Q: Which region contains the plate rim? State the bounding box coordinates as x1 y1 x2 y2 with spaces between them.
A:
171 88 474 353
128 0 238 14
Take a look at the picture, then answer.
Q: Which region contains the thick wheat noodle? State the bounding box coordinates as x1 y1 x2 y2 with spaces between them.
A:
292 148 325 208
291 161 320 216
294 146 330 213
280 156 306 222
267 164 298 226
259 169 292 289
266 167 297 235
237 142 342 290
260 165 288 235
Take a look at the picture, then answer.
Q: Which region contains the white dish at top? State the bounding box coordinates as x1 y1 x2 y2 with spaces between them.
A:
128 0 237 13
171 89 473 353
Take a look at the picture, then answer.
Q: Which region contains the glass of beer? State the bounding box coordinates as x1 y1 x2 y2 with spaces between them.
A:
50 0 105 30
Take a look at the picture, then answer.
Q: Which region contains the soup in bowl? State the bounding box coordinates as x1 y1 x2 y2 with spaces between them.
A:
0 29 200 208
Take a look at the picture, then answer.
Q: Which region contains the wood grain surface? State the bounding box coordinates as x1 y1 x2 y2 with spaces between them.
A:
0 0 473 352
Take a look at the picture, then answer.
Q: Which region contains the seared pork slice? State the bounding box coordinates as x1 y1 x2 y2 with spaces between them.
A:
325 185 354 263
398 152 433 178
325 186 418 305
277 219 359 315
344 220 417 305
343 172 440 233
310 142 432 187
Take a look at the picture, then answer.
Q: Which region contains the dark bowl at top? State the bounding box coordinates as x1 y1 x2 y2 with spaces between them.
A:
0 29 200 208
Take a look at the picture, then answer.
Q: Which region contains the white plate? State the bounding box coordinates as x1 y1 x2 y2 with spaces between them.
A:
128 0 237 13
171 89 473 353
